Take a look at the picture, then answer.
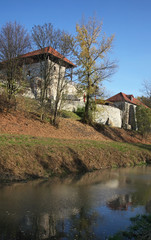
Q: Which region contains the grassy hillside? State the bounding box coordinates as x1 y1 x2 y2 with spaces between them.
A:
0 134 151 181
0 96 151 181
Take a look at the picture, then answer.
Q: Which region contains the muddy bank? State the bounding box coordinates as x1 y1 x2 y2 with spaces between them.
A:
0 135 151 181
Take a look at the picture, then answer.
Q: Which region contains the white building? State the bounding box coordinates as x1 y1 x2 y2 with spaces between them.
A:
0 46 85 110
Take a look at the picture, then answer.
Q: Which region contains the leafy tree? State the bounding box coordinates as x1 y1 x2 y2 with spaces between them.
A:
0 21 31 100
136 105 151 136
73 16 116 123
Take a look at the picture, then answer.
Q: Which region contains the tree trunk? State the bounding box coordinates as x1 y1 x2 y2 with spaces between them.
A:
53 97 59 126
52 64 61 126
84 75 91 124
84 93 90 123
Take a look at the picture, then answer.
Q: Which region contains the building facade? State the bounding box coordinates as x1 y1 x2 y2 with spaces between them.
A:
94 92 147 130
0 46 84 110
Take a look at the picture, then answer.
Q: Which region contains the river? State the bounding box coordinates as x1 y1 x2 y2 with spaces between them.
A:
0 166 151 239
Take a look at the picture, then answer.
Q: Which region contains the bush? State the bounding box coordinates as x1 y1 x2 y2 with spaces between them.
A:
76 102 96 124
75 107 85 119
136 105 151 136
0 92 16 112
109 214 151 240
59 110 81 120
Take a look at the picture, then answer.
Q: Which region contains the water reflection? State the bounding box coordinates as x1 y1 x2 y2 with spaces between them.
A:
0 166 151 239
107 194 132 211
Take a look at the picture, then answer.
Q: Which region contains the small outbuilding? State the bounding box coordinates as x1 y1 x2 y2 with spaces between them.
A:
106 92 147 130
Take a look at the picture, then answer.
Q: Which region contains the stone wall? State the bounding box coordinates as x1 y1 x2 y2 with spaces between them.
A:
23 59 81 103
122 102 136 130
112 102 137 130
94 105 122 128
61 99 85 112
23 60 66 100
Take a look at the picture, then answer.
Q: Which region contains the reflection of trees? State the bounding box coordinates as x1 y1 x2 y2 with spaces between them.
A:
67 207 100 240
0 212 66 240
107 194 132 211
0 209 101 240
146 200 151 214
1 166 151 239
131 183 151 213
65 186 102 240
0 183 103 240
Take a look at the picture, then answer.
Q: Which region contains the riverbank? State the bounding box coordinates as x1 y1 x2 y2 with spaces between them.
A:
0 134 151 181
0 109 151 181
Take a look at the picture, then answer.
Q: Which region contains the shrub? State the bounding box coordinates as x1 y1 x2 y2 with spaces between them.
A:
0 92 16 112
59 110 81 120
76 101 96 124
136 105 151 136
75 107 85 119
109 214 151 239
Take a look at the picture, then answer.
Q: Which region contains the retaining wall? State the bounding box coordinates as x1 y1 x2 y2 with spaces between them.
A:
94 105 122 128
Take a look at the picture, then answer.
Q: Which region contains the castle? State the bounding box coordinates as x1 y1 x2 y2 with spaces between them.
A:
0 47 147 130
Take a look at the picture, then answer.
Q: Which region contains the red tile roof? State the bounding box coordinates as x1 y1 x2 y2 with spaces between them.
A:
20 46 76 67
107 92 147 107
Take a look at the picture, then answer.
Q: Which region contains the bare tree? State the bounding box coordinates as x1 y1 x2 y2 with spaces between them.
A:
32 23 74 124
73 16 117 123
0 21 31 100
52 32 75 125
138 80 151 108
142 80 151 98
32 23 57 118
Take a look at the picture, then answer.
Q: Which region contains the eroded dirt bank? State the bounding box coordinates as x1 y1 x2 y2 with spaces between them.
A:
0 135 151 181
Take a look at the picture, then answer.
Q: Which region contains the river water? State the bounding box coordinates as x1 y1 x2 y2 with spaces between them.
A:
0 166 151 240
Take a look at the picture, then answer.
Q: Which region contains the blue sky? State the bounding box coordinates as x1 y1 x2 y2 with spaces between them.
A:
1 0 151 97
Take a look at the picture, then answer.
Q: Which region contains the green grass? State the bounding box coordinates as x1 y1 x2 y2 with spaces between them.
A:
59 110 81 120
0 133 151 181
0 134 151 155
